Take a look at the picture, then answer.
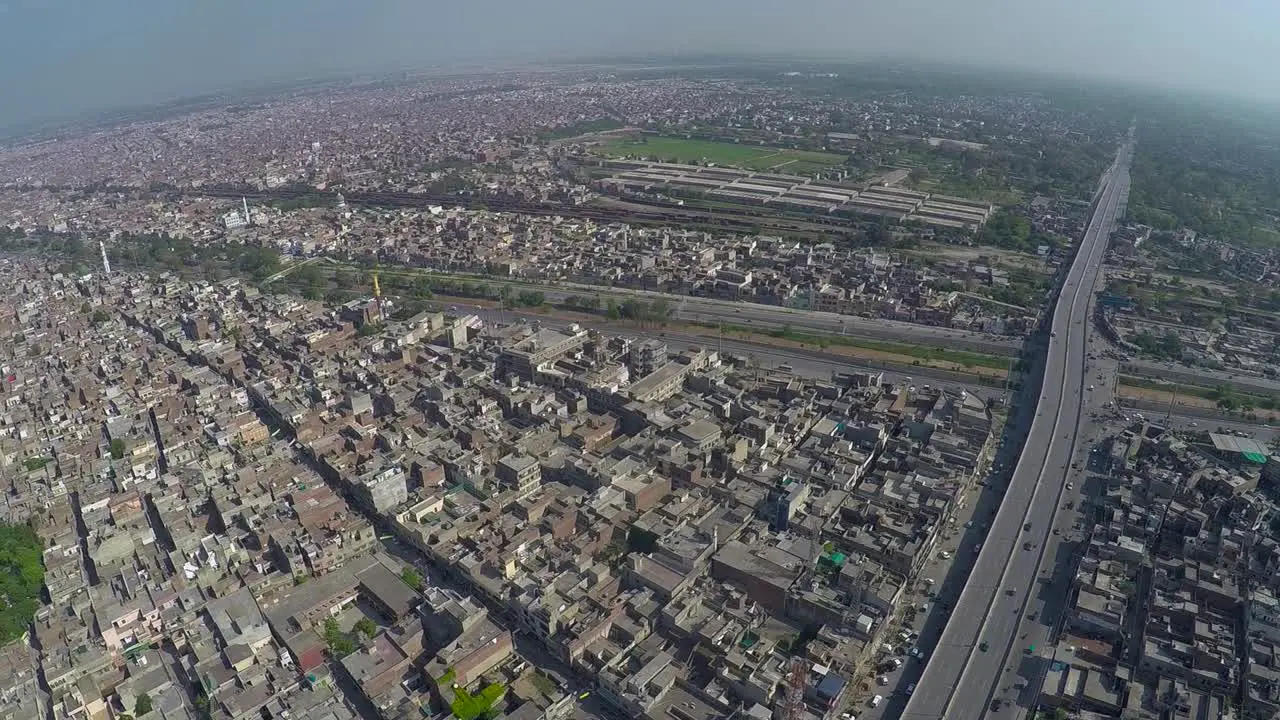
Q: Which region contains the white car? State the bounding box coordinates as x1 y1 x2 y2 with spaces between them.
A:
870 695 883 708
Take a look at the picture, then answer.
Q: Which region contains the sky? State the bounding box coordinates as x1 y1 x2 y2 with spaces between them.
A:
1 0 1276 130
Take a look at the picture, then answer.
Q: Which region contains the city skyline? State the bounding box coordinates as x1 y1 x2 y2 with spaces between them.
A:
3 0 1280 131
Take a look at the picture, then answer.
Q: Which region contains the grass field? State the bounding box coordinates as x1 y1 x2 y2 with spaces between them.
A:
594 135 846 175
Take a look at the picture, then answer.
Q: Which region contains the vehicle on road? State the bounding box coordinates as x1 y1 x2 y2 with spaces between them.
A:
1023 522 1031 532
870 695 883 708
1022 541 1033 551
979 641 989 652
905 683 916 697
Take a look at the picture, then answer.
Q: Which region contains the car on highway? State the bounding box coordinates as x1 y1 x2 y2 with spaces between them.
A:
1023 522 1031 532
905 683 916 697
1022 541 1033 551
979 641 989 652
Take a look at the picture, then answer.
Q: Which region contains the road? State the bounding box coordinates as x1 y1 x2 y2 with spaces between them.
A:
329 264 1022 357
458 305 1011 395
898 132 1133 720
1123 358 1280 400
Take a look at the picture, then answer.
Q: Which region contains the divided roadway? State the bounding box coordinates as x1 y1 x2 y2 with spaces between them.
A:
898 137 1133 720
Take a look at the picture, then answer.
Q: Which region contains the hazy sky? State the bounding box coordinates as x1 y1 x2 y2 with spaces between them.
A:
1 0 1275 129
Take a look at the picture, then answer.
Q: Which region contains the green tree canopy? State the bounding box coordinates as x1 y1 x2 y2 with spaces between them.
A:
401 568 424 591
0 524 44 645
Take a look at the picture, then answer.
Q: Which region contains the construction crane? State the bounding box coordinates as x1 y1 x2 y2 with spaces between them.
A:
372 270 385 322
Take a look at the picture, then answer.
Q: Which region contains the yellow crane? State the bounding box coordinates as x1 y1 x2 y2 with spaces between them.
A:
372 270 385 322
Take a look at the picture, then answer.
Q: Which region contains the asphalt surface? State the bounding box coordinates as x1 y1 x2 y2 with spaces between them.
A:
456 279 1022 356
1123 359 1280 399
460 306 1012 395
898 134 1133 720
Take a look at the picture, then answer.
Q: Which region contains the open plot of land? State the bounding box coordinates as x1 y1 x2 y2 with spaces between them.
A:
905 243 1051 272
594 136 846 174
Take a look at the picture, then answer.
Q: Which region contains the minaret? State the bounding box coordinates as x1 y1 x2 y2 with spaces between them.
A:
99 241 111 277
242 197 251 227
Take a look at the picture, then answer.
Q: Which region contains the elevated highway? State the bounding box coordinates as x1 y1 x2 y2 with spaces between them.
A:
899 134 1133 719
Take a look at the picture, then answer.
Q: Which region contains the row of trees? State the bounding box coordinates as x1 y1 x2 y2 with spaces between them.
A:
606 298 671 325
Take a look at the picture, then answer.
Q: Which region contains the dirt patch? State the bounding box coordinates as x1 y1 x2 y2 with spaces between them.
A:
1117 385 1217 408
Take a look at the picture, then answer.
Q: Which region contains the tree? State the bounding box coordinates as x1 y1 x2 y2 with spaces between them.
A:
109 438 126 460
134 693 153 716
516 290 546 307
1053 707 1068 720
605 299 621 320
323 617 356 657
354 617 377 638
401 567 424 591
649 299 671 325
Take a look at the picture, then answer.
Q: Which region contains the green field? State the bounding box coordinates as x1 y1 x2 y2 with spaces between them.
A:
595 136 846 175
